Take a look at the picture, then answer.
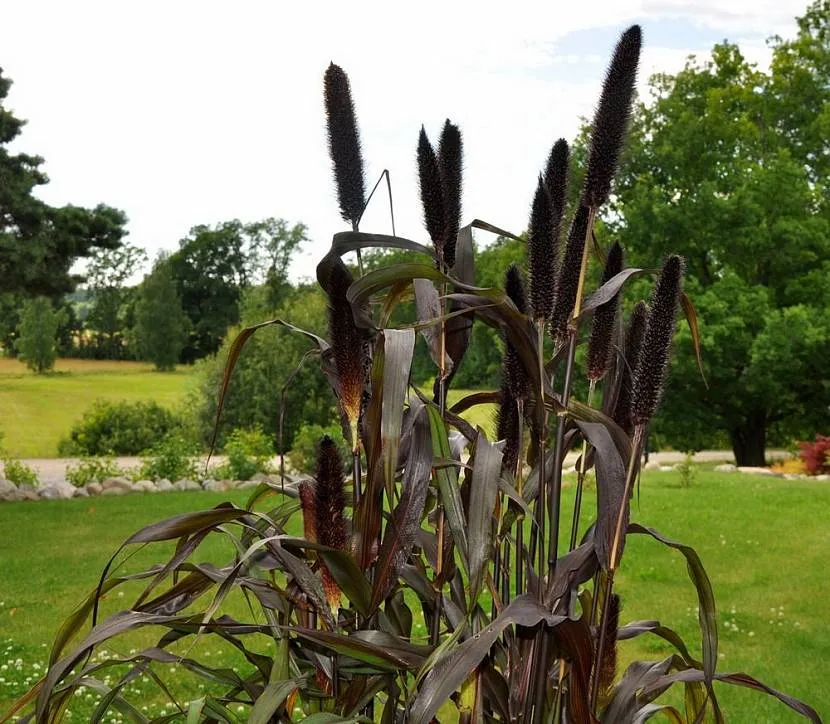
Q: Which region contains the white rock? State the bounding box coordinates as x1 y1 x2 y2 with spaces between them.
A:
250 472 270 483
38 481 76 500
101 476 133 491
102 486 130 496
0 478 16 495
73 486 90 498
714 464 736 472
132 480 157 493
155 478 174 491
784 473 804 480
238 479 260 489
200 478 217 489
659 465 676 472
173 479 200 491
814 474 830 481
737 466 775 476
644 461 661 471
203 479 230 492
86 482 103 495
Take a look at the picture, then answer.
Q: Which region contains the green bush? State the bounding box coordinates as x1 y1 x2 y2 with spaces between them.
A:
65 457 123 487
59 400 184 456
2 458 39 488
214 427 273 481
139 435 199 482
286 422 349 474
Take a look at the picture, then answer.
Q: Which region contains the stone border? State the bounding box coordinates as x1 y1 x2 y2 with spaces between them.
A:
0 472 283 502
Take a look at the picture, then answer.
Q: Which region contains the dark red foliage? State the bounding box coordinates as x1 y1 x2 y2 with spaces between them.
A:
799 435 830 476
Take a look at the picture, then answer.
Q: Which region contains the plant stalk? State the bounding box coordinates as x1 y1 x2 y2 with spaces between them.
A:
431 271 448 646
589 424 645 711
514 398 525 601
568 380 596 551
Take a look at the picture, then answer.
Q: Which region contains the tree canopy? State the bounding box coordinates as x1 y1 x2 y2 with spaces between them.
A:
0 68 128 297
598 1 830 464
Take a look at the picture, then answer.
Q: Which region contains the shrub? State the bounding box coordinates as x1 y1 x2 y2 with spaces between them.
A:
799 434 830 476
2 458 39 488
677 452 697 487
65 457 123 487
139 435 199 482
213 426 273 481
287 422 349 474
59 399 184 456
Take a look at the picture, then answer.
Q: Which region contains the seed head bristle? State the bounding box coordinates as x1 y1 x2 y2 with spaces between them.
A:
298 481 317 543
587 242 625 381
583 25 642 209
549 205 590 344
599 593 621 698
438 119 463 269
417 127 446 261
528 176 557 323
315 435 348 611
503 265 531 403
543 138 570 241
324 63 366 225
631 255 684 427
613 300 648 435
327 259 368 429
496 381 521 474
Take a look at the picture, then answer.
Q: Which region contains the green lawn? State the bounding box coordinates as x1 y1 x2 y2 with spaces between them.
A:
1 471 827 721
0 358 197 457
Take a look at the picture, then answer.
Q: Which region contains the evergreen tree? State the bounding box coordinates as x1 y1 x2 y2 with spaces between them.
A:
133 257 188 371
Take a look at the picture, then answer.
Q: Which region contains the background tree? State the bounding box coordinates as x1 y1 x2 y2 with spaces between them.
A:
194 283 335 453
168 218 306 362
588 4 830 465
133 256 188 371
14 297 64 373
84 241 147 359
0 68 128 297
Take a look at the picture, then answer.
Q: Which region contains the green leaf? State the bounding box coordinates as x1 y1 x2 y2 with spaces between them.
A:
426 404 469 574
249 678 304 724
680 291 707 388
466 433 503 605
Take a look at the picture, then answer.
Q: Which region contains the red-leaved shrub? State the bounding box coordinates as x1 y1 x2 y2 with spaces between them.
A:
799 435 830 475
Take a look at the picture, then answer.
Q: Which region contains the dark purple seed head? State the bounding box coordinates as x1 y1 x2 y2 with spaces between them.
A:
543 138 570 241
549 205 590 344
583 26 642 209
528 176 557 323
587 242 624 381
631 255 684 427
438 120 463 269
613 300 648 435
324 63 366 225
417 127 446 262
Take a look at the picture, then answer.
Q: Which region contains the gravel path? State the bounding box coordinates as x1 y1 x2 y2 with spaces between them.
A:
8 450 789 487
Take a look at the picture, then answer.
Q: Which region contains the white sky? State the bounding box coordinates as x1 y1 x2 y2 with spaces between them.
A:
0 0 806 283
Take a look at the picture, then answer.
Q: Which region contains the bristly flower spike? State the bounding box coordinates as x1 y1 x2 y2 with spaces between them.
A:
583 26 642 209
417 127 446 265
503 265 532 402
613 300 648 436
315 436 349 613
587 242 624 381
327 258 369 451
324 63 366 226
527 176 556 324
543 138 570 244
631 255 684 427
496 382 521 474
438 120 463 269
549 205 590 344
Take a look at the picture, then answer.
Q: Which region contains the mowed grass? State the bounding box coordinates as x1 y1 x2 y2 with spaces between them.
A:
1 472 828 720
0 358 197 457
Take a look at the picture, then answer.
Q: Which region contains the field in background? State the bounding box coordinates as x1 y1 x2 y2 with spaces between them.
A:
0 358 197 457
0 470 827 721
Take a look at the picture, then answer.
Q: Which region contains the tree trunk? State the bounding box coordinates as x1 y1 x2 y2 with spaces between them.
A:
730 411 767 467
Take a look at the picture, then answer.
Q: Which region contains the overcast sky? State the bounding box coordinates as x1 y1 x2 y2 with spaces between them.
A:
0 0 808 283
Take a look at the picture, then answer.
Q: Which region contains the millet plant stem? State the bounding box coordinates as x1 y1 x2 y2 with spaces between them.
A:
431 271 449 647
514 398 526 600
569 380 596 551
590 424 645 710
535 320 548 584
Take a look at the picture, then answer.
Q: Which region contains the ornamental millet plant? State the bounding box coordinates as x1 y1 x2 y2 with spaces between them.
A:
18 26 822 724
